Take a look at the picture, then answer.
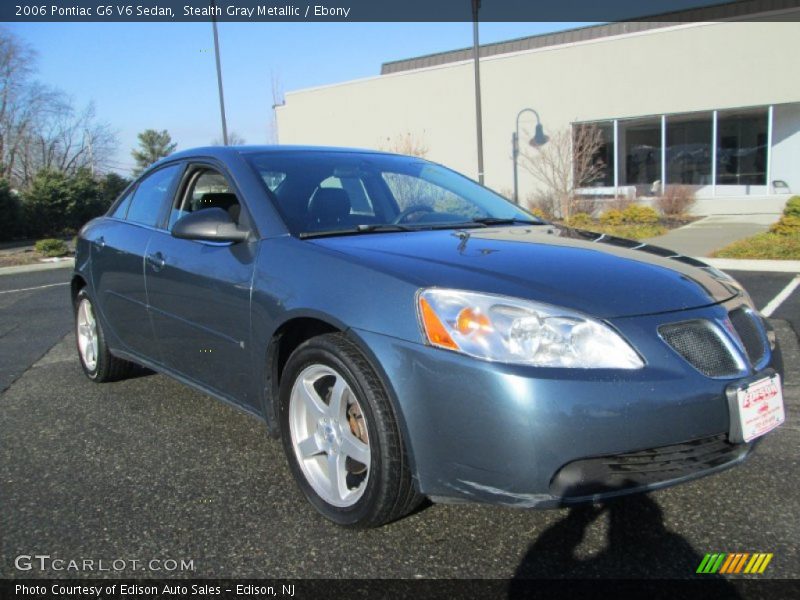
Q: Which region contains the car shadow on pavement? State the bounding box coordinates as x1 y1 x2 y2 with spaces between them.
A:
121 364 157 380
508 492 741 596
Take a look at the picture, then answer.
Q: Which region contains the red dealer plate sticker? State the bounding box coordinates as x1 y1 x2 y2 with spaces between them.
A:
736 375 785 443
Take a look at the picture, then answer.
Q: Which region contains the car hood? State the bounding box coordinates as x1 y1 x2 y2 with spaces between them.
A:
308 225 742 319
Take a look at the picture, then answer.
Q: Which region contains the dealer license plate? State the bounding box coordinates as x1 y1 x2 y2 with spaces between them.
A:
732 374 785 443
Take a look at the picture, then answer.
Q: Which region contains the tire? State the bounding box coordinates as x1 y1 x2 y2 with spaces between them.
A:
74 288 135 382
279 333 423 528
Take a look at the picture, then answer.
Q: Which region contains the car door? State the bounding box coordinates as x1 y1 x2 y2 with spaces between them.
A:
145 163 259 407
91 163 183 359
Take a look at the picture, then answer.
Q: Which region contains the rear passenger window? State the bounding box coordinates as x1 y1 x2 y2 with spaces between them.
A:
109 190 133 219
126 164 182 227
261 171 286 192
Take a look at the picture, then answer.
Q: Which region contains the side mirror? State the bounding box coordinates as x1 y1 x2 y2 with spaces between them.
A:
172 207 249 243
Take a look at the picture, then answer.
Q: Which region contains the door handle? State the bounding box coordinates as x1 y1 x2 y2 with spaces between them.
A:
96 236 105 249
146 251 166 272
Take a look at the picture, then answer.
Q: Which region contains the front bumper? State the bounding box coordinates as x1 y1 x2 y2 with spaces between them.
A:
351 300 784 507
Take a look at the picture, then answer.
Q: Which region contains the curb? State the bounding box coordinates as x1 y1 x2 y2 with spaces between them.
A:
0 258 75 277
699 258 800 273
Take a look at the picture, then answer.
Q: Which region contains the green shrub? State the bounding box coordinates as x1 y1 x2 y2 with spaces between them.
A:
565 212 592 228
23 171 74 238
599 209 624 226
770 214 800 235
621 204 659 224
600 224 667 240
34 238 69 257
21 168 111 239
784 196 800 218
715 232 800 260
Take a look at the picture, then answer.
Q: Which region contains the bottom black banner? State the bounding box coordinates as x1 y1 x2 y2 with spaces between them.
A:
2 579 800 600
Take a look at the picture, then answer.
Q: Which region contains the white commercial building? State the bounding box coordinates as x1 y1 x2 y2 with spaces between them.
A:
276 1 800 215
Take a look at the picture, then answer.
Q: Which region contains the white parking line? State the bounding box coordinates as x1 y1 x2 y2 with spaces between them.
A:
0 282 69 295
761 275 800 317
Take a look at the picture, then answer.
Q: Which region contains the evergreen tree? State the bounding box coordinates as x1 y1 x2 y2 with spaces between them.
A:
131 129 176 175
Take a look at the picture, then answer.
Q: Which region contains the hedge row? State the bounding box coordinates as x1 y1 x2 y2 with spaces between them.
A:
0 169 129 242
769 196 800 235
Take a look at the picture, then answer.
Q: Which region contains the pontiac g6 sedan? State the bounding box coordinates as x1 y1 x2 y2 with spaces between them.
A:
73 146 786 527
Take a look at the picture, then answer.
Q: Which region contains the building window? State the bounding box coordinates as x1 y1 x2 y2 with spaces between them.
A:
666 112 712 185
716 108 767 185
618 116 662 188
577 105 771 192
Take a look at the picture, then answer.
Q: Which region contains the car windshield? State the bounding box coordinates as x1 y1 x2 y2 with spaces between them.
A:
244 151 539 237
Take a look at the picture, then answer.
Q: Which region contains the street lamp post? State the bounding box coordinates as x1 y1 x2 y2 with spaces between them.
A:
512 108 548 204
471 0 484 184
211 0 229 146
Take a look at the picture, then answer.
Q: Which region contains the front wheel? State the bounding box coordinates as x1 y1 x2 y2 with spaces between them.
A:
74 289 134 382
279 333 422 527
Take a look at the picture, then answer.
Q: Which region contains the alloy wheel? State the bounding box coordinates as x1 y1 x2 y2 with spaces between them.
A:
76 298 99 372
288 364 371 507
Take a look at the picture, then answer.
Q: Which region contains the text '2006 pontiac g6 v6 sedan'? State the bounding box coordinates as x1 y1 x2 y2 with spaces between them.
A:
72 146 786 527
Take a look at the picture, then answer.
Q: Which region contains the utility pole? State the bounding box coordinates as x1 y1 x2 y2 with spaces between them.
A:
211 0 229 146
471 0 484 184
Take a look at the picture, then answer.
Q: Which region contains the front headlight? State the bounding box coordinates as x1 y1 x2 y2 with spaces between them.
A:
417 289 643 369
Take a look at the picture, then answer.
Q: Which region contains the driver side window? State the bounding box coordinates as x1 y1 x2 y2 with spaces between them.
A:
169 168 242 229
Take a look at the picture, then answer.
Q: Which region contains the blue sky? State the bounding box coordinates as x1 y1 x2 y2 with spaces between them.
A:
9 22 592 174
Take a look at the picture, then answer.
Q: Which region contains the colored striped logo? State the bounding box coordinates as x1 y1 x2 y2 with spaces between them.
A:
696 553 773 574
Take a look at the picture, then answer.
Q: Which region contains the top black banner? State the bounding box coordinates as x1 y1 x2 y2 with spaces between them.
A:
3 0 800 22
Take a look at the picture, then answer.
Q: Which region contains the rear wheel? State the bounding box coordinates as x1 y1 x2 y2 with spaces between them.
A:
74 289 134 382
279 333 422 527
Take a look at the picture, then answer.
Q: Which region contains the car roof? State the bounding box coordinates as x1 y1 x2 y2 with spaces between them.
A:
164 145 399 163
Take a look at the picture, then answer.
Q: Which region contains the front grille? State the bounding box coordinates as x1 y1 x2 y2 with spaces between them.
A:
550 434 749 498
659 320 741 377
729 308 767 367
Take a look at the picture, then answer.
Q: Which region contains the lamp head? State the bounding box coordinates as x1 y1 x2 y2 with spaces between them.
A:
531 123 549 147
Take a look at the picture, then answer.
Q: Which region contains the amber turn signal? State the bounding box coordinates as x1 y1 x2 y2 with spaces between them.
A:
419 297 458 350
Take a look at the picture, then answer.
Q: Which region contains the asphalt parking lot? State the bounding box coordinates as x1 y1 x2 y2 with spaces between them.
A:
1 267 798 580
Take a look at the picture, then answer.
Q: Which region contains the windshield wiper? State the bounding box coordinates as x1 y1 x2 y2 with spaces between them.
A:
470 217 543 226
298 223 413 239
298 218 543 239
355 223 414 233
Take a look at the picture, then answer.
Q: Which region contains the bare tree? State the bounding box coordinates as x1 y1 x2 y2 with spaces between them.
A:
211 131 246 146
381 131 429 158
0 29 117 187
0 82 58 185
518 124 605 218
0 29 48 183
15 101 117 184
379 131 429 209
376 131 471 215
